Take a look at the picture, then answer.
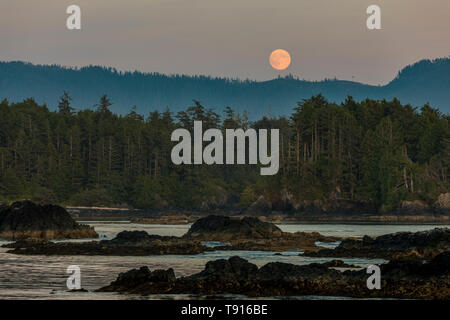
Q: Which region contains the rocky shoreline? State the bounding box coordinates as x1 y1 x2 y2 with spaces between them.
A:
1 202 449 300
5 215 450 258
3 230 208 256
65 192 450 223
97 253 450 300
302 228 450 260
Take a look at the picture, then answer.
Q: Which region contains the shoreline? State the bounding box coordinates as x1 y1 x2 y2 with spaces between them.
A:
69 211 450 224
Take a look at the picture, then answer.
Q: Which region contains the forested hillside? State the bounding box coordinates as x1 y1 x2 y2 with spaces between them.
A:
0 57 449 119
0 94 448 213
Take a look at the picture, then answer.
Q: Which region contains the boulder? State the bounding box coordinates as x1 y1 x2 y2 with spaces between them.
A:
101 230 177 245
192 256 258 281
434 193 450 214
99 266 176 293
0 200 98 240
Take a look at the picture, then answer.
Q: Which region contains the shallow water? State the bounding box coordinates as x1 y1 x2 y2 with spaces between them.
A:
0 221 448 300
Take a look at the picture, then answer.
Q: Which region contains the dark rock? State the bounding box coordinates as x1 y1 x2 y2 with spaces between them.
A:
184 215 339 251
3 230 208 256
303 227 450 260
99 266 176 293
192 256 258 282
4 214 340 255
67 288 89 293
0 200 98 240
101 230 176 245
98 253 450 299
258 261 338 281
185 215 282 240
321 260 359 268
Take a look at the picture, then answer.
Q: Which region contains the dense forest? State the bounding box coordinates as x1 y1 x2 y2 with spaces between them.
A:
1 57 449 119
0 93 448 213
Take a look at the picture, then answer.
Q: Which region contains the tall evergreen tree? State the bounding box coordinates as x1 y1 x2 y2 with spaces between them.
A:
58 91 74 115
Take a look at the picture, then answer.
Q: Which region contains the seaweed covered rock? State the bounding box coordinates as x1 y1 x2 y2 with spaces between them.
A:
0 200 98 240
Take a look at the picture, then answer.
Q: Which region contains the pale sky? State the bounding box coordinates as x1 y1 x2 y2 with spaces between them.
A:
1 0 449 85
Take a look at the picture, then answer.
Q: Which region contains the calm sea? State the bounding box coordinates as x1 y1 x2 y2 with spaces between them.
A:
0 221 448 300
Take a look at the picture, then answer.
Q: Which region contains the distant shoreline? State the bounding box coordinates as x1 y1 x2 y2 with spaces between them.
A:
67 207 450 224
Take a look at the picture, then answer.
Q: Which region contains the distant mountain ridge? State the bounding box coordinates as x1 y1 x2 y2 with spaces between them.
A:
0 57 448 118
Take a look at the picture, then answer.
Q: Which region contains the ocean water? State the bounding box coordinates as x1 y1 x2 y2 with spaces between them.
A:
0 221 448 300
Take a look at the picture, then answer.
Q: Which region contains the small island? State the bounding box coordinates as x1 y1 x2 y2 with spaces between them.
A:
0 201 98 240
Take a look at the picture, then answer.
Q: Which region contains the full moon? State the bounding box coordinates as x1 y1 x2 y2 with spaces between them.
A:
269 49 291 70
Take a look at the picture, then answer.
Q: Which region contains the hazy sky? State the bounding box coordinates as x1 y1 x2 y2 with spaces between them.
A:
1 0 449 84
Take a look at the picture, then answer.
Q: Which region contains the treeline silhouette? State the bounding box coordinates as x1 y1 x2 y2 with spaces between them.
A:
0 94 448 211
0 57 449 119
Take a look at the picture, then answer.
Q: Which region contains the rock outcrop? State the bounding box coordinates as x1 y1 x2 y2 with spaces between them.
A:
303 228 450 260
399 200 431 215
3 230 207 255
183 215 338 251
98 266 177 294
434 193 450 214
4 215 339 254
0 201 98 240
185 215 282 240
98 253 450 299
